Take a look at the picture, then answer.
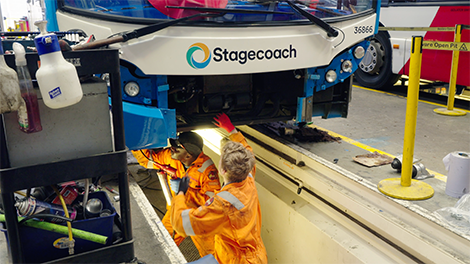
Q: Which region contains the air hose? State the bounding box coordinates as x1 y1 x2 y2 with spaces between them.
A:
51 185 75 255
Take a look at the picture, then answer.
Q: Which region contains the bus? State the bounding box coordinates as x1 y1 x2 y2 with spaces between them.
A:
355 0 470 89
44 0 381 150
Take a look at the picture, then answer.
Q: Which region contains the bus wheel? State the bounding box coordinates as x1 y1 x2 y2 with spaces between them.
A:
354 31 400 89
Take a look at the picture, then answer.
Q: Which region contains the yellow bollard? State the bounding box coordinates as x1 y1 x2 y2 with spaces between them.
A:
377 36 434 200
401 36 423 187
434 24 466 116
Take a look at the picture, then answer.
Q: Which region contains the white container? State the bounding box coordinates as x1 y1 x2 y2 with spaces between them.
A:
34 21 83 109
443 151 470 198
0 39 23 114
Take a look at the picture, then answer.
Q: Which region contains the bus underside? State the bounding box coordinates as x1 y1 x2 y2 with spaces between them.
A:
120 61 354 129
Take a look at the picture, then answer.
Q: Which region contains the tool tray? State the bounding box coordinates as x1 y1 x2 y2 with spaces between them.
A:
0 49 134 263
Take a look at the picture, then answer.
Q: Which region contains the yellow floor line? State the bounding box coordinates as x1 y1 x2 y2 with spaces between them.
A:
311 124 447 182
353 84 470 113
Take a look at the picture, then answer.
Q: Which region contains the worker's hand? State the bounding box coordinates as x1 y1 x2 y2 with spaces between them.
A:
213 113 235 133
170 178 181 194
178 176 190 195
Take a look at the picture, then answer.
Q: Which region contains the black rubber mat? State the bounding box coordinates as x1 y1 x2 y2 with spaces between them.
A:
179 237 201 262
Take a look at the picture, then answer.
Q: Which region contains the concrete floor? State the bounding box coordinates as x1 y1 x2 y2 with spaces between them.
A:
312 86 470 177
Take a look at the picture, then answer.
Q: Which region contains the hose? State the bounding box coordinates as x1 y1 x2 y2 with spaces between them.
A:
51 185 75 255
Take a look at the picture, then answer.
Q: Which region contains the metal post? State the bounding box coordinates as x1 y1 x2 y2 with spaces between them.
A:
401 36 422 187
108 51 133 243
0 116 25 263
434 24 467 116
447 24 461 111
377 36 434 201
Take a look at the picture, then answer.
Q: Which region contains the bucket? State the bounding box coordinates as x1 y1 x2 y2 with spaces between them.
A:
444 151 470 198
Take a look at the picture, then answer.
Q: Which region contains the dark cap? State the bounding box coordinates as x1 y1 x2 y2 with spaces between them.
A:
169 132 203 156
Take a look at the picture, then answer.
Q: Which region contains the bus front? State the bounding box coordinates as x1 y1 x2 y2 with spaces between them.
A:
46 0 380 150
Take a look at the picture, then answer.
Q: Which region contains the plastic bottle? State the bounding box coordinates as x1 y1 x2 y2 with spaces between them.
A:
34 20 83 109
13 42 43 133
0 39 23 114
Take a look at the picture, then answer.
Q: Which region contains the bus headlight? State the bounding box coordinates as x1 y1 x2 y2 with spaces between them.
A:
353 46 365 59
341 60 353 73
325 70 337 83
124 82 140 97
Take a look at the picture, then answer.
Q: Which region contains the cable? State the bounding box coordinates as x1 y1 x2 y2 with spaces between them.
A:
19 214 73 225
140 149 152 162
139 149 174 172
136 150 176 206
333 27 345 48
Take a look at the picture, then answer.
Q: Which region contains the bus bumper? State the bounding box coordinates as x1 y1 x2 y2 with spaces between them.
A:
121 101 177 150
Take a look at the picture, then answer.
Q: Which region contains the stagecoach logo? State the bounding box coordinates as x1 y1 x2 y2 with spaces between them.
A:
186 42 298 69
187 43 212 69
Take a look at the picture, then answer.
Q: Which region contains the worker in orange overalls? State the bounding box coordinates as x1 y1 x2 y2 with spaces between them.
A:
132 131 221 257
170 113 268 264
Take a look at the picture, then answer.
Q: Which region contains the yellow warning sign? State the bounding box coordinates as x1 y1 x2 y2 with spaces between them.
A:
422 41 469 51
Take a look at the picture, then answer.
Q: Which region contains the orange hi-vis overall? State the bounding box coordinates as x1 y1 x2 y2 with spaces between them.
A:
132 148 221 257
170 132 267 263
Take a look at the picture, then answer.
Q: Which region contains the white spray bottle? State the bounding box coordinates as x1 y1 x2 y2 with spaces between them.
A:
0 38 23 114
13 42 42 133
34 20 83 109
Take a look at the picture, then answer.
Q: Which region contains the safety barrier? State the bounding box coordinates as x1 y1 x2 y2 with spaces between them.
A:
377 36 434 200
377 25 469 200
431 25 469 116
380 25 469 116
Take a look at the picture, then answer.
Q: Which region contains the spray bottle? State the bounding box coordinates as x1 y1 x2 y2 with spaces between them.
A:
0 39 23 114
13 42 43 133
34 20 83 109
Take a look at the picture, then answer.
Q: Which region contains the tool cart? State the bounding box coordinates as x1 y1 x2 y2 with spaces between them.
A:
0 49 135 263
